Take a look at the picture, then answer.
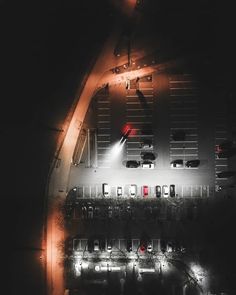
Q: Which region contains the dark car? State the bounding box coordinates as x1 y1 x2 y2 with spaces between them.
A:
219 140 233 150
170 184 175 197
172 130 186 141
126 160 140 168
217 171 236 178
160 239 167 253
171 159 184 168
185 159 200 167
217 149 236 158
126 239 132 252
140 139 153 149
155 185 161 197
141 152 156 161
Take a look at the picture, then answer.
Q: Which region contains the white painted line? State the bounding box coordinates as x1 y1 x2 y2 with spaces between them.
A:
130 135 154 138
170 147 198 150
126 94 153 97
97 147 111 150
97 134 110 137
170 87 198 90
127 115 152 118
169 81 195 83
170 114 197 117
170 142 198 143
97 141 110 143
170 94 198 96
215 178 228 181
98 101 110 103
170 154 198 156
126 121 152 124
126 108 150 111
171 127 197 130
215 164 228 167
139 88 153 90
98 114 110 116
171 121 197 124
215 137 227 140
127 102 153 104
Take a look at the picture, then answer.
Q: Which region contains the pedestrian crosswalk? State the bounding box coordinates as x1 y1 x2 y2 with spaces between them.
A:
169 74 199 168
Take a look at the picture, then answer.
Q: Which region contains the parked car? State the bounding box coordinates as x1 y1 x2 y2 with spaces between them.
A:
129 184 137 197
108 206 113 218
126 239 132 252
139 241 146 253
162 185 169 197
141 161 154 169
171 159 184 168
172 130 186 141
102 183 110 197
219 140 233 150
117 186 123 197
142 185 149 197
217 171 236 178
94 239 100 251
160 239 167 253
107 240 112 252
140 139 153 149
217 149 236 158
147 242 153 253
94 206 100 218
141 152 156 161
126 160 140 168
81 206 87 219
88 206 93 218
155 185 161 197
170 184 175 197
185 159 200 167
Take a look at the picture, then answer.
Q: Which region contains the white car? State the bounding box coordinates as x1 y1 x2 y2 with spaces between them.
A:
117 186 122 197
162 185 169 197
147 243 153 253
94 239 99 251
141 161 154 169
102 183 110 197
129 184 137 197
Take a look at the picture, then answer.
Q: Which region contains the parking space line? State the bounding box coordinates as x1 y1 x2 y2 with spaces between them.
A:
127 102 153 105
170 127 197 130
170 153 198 156
170 147 198 150
126 115 152 118
126 94 153 97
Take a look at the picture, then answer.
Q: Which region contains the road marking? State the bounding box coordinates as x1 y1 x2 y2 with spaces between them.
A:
170 142 198 143
170 154 198 156
127 102 153 105
126 115 152 118
170 94 198 96
127 121 152 124
170 127 197 130
170 87 198 90
126 94 153 97
170 147 198 150
170 114 197 117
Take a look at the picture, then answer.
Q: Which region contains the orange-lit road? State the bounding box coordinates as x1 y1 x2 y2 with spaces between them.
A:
46 2 139 295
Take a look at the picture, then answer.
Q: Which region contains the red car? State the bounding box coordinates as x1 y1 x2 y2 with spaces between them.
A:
143 185 149 197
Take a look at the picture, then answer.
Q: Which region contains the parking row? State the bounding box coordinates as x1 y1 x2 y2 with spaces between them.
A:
71 238 186 255
168 74 199 166
126 75 154 162
68 184 210 199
